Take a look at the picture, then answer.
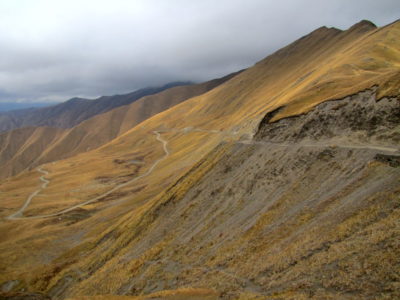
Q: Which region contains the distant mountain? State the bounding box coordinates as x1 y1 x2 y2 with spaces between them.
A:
1 19 399 300
0 102 52 112
0 72 241 179
0 81 191 133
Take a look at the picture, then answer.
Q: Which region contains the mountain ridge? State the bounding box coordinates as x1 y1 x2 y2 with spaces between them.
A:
0 82 192 133
0 20 399 299
0 71 242 179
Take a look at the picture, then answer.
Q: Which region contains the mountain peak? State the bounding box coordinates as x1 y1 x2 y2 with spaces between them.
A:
66 97 88 104
348 19 377 32
311 25 342 35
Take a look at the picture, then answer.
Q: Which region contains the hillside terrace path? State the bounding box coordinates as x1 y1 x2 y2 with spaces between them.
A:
5 128 399 220
6 131 169 220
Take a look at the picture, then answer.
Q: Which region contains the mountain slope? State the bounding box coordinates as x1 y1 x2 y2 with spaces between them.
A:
0 82 191 133
60 88 400 299
0 127 65 178
0 102 50 112
0 71 241 179
0 20 399 299
39 69 242 161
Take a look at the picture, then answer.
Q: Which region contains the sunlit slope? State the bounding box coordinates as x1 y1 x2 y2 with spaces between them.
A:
0 20 399 299
0 128 225 296
31 87 400 299
66 288 219 300
40 70 241 162
0 71 239 180
136 20 399 134
0 127 65 178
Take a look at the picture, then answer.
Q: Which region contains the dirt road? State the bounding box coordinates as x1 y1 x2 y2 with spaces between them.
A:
6 131 169 220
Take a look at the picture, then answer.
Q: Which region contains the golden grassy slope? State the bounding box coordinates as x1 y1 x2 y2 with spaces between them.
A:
38 71 241 166
66 288 219 300
0 20 399 299
0 71 240 180
0 126 65 178
145 20 398 134
34 88 400 299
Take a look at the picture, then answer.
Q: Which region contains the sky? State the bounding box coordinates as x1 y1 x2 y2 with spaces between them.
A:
0 0 399 103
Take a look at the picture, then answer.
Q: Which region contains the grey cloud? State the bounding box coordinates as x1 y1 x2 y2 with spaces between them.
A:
0 0 398 102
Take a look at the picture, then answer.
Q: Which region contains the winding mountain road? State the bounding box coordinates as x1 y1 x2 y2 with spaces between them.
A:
5 127 398 220
6 131 169 220
7 168 50 220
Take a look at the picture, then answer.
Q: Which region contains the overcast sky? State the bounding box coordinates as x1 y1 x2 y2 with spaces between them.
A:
0 0 398 103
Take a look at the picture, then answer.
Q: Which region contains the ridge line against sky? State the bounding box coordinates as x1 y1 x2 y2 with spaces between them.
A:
0 0 399 103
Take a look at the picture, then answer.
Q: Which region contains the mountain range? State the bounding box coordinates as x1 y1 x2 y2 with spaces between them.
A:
0 72 241 179
0 103 51 113
0 82 193 133
0 19 399 300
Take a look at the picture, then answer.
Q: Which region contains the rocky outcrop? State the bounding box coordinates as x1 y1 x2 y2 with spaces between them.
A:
255 87 400 145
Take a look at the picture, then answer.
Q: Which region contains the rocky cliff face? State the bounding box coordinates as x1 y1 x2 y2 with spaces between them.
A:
255 87 400 145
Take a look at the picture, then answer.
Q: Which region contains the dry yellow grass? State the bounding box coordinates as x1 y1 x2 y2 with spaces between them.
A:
0 20 399 299
0 71 239 181
66 287 219 300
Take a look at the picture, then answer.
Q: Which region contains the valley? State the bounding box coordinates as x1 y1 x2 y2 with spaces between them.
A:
0 19 399 300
